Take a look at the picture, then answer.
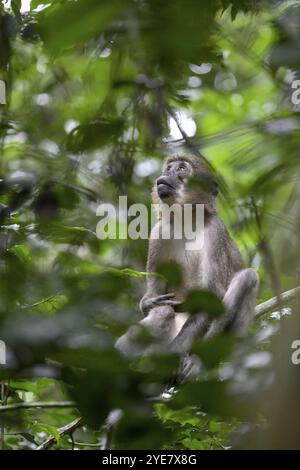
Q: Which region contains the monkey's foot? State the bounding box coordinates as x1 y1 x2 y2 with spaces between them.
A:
175 354 203 383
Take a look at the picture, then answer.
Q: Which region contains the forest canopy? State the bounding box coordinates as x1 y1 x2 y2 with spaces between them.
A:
0 0 300 450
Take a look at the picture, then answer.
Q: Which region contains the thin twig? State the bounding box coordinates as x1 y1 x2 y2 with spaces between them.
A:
0 401 76 413
166 105 210 164
0 382 5 449
36 417 83 450
20 292 63 310
251 197 282 310
73 441 100 448
255 287 300 319
165 105 228 195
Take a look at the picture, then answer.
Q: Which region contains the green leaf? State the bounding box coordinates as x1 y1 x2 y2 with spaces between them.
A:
32 423 60 445
10 379 38 393
156 261 183 288
10 245 30 263
11 0 21 15
155 404 201 427
181 289 224 316
67 119 124 152
192 334 235 369
37 294 68 314
37 222 96 244
118 268 148 279
38 0 130 54
20 433 37 445
172 380 234 417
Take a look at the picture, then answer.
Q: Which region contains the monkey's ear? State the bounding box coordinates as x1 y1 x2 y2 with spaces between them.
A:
212 183 219 197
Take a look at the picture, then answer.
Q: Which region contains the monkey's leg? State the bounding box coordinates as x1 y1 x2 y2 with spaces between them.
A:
174 353 203 384
171 269 258 383
170 268 258 354
170 313 210 354
115 305 179 357
205 268 259 340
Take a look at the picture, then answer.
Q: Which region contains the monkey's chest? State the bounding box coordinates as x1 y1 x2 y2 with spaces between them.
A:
163 239 204 297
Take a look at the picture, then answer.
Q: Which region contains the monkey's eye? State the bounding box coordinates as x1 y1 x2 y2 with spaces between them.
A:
178 165 186 171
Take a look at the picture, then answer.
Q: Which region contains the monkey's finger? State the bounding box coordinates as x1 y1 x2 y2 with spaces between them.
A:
160 300 182 306
149 294 175 305
155 293 175 300
142 294 178 311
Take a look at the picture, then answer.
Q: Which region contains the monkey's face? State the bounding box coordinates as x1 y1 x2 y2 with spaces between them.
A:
156 159 192 201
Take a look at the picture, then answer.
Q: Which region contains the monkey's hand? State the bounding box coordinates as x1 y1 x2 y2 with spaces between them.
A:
140 293 182 316
116 305 178 357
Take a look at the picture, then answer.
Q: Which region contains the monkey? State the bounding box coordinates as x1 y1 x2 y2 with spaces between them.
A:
115 154 259 368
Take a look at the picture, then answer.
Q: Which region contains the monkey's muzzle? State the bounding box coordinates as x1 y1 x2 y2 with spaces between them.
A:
156 176 177 199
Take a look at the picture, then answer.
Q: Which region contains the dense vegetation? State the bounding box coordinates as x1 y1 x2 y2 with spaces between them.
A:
0 0 300 450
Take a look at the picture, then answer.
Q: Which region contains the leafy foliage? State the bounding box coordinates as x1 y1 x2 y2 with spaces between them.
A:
0 0 300 450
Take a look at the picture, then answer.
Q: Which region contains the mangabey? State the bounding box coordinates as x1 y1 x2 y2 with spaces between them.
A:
116 155 259 366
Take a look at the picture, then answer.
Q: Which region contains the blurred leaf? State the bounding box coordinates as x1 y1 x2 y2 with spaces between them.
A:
32 423 60 445
67 119 124 152
36 294 68 315
9 244 30 263
181 289 224 316
20 433 37 445
38 0 130 54
11 0 21 16
192 334 235 369
157 261 183 287
172 380 236 417
0 0 298 451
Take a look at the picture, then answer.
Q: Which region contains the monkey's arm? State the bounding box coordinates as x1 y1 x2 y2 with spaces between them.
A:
140 226 181 316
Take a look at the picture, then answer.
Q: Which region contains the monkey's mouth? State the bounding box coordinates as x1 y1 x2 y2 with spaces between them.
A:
157 177 175 190
157 182 174 190
157 182 175 198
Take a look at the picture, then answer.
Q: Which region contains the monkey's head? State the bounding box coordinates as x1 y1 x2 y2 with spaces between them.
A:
152 155 218 214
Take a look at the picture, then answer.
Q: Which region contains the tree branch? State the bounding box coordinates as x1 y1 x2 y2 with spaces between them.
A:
36 417 83 450
0 401 76 413
255 287 300 318
20 292 63 310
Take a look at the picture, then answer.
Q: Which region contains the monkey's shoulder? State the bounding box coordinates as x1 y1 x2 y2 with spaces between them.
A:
205 215 244 269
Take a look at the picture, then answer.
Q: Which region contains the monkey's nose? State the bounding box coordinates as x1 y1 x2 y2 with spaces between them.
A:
157 176 173 188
